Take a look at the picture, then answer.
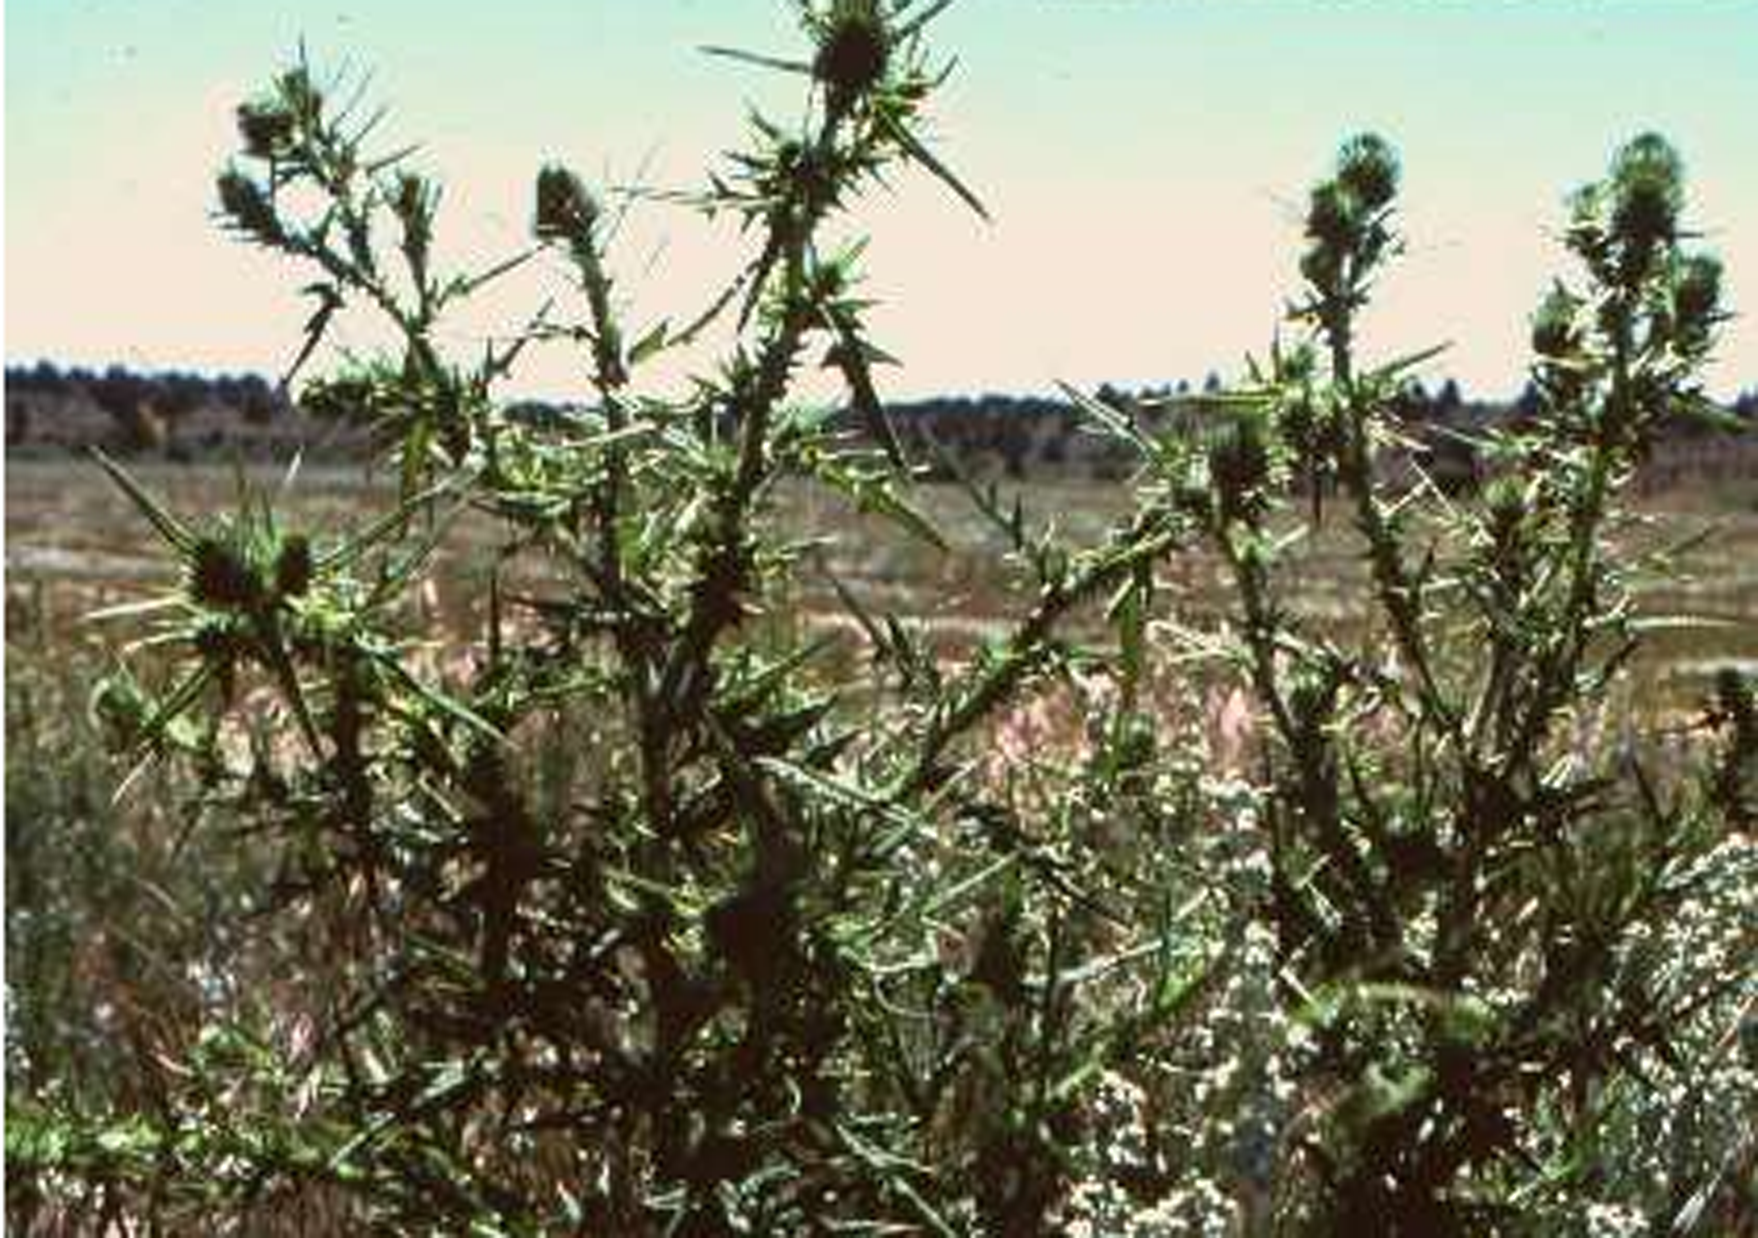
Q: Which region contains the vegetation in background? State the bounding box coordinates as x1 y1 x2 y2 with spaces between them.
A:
7 2 1754 1233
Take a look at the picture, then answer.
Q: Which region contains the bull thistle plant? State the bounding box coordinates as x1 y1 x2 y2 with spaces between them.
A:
8 2 1754 1234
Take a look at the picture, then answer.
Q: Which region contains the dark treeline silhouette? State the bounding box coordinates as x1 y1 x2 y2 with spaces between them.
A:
7 361 1755 484
6 361 290 454
7 361 285 422
6 361 294 456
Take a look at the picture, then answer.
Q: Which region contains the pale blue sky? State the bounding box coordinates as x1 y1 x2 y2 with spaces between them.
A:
6 1 1755 399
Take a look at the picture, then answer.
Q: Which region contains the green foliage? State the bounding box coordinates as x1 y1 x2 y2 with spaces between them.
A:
1073 128 1757 1233
9 6 1754 1235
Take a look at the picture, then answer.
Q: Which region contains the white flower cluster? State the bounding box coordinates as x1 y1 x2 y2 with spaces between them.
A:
1060 1179 1237 1238
1529 832 1757 1223
1052 775 1325 1234
1056 1115 1237 1238
1581 1200 1649 1238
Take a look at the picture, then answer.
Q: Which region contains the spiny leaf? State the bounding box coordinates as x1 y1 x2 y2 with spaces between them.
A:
700 44 813 75
874 110 990 222
91 449 195 554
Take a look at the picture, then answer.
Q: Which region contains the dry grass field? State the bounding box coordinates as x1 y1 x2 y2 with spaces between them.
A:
10 457 1758 711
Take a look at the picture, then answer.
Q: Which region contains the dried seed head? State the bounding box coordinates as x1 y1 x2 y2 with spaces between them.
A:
534 164 598 244
1336 133 1400 213
814 0 890 109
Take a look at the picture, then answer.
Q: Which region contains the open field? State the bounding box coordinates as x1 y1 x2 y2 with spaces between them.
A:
10 458 1758 713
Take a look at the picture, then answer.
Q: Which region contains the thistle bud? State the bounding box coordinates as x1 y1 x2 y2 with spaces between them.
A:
298 374 378 425
394 172 434 273
1715 668 1757 756
1561 185 1613 277
1208 417 1272 522
236 99 296 160
394 172 429 223
275 534 315 599
1306 181 1365 252
189 535 264 611
1277 391 1318 455
1530 285 1580 359
814 0 890 110
1481 476 1527 544
534 164 598 245
1288 664 1340 733
91 674 152 752
1336 133 1399 213
216 168 284 245
1673 253 1722 335
276 67 322 122
1609 133 1682 255
192 619 235 662
1300 246 1344 293
968 912 1025 1005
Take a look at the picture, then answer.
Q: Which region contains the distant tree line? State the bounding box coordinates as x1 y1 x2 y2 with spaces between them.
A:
7 360 1753 477
6 361 288 423
6 361 294 455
